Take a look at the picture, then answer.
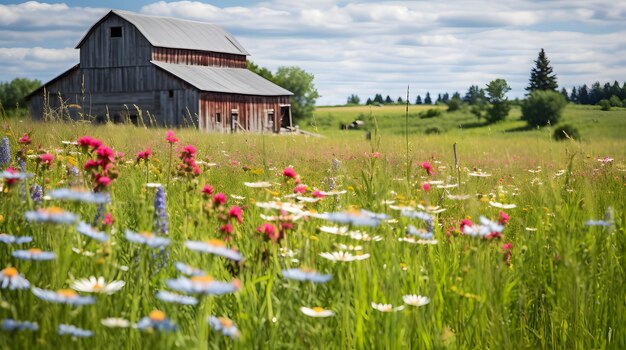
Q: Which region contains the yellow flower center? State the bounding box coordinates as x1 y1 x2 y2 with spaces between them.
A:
218 317 233 327
43 207 64 214
300 267 315 273
93 283 104 290
57 289 77 298
312 307 325 313
149 310 166 321
28 248 42 254
2 267 18 277
206 238 226 247
191 276 214 284
140 232 153 239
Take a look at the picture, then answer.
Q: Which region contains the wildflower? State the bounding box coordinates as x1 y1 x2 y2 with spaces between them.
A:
460 219 473 232
293 184 307 194
76 221 109 242
317 209 389 227
208 316 240 339
165 276 241 295
48 188 110 204
462 216 505 238
77 136 102 151
1 319 38 332
319 190 347 196
39 153 54 168
311 190 325 199
448 194 471 200
96 175 111 188
71 276 125 294
30 183 43 202
165 130 178 144
153 187 168 234
498 211 510 225
156 290 198 305
468 170 491 177
489 201 516 209
102 213 114 226
201 184 214 196
136 148 152 162
319 251 370 262
0 137 10 168
282 268 332 283
371 302 405 312
213 193 227 206
319 226 349 236
1 168 33 187
422 183 431 192
502 243 513 266
371 152 381 159
406 225 434 240
174 262 206 276
184 239 243 261
401 210 433 221
283 167 297 178
585 220 611 227
297 196 320 203
135 310 177 332
100 318 130 328
228 206 243 223
398 237 438 245
32 287 95 306
257 223 280 241
300 306 334 318
25 207 78 224
124 229 170 249
421 162 435 175
0 267 30 290
244 181 272 188
348 231 383 241
18 134 31 145
220 223 233 235
334 243 363 251
12 248 56 261
402 294 430 307
145 183 162 188
58 324 93 337
0 233 32 245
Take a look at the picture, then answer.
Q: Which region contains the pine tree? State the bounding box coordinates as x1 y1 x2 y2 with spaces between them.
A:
424 92 432 105
560 87 569 102
570 86 578 103
415 95 422 104
526 48 558 92
384 95 393 104
578 85 589 104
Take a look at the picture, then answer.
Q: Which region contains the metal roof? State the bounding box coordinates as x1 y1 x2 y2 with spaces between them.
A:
152 61 293 96
77 10 249 56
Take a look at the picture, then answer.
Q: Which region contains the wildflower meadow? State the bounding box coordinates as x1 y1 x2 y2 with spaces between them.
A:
0 120 624 349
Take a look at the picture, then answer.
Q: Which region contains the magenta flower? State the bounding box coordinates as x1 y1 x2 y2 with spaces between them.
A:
257 223 279 242
228 206 243 223
422 183 431 192
312 190 325 198
460 219 472 233
371 152 381 159
39 154 54 168
136 148 152 162
220 224 233 235
165 130 178 144
18 134 31 145
498 211 510 225
180 145 196 159
213 193 227 206
421 162 435 176
201 185 214 197
294 184 307 194
283 167 297 179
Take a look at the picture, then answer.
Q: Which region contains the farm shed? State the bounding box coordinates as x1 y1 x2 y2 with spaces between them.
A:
25 10 293 133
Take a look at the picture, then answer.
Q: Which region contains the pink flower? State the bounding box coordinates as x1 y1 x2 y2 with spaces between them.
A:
293 184 307 194
201 185 214 196
213 193 227 206
228 206 243 224
371 152 381 159
192 164 201 176
77 136 102 150
421 162 435 176
165 130 178 144
96 175 111 187
257 223 279 242
102 213 114 226
180 145 196 159
18 133 31 145
4 167 18 186
136 148 152 161
460 219 472 232
96 146 115 163
220 223 233 235
502 243 513 251
498 211 510 225
422 183 431 192
84 159 98 171
312 190 325 198
283 167 297 179
39 153 54 167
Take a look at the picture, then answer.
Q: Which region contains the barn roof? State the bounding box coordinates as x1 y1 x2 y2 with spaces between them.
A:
76 10 249 56
152 61 293 96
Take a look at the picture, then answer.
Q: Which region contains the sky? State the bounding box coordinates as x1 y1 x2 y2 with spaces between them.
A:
1 0 625 105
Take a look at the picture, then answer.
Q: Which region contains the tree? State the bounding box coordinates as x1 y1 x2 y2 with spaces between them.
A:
578 84 589 104
346 94 360 105
397 97 404 104
384 95 393 104
273 66 320 122
415 95 422 104
0 78 41 110
570 86 578 103
526 48 558 93
436 94 442 104
521 90 566 127
447 95 463 112
424 92 432 105
560 87 569 102
246 61 274 81
442 92 450 103
366 97 373 105
373 94 384 104
464 85 485 105
485 79 511 123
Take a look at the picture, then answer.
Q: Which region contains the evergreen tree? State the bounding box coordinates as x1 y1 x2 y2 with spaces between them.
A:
442 92 450 103
366 97 373 105
374 94 384 104
436 94 442 104
384 95 393 104
397 96 404 104
464 85 485 104
415 95 422 105
424 92 432 105
560 87 569 102
590 82 603 104
526 48 558 92
452 91 461 100
578 85 589 104
611 81 623 100
570 86 578 103
346 94 360 105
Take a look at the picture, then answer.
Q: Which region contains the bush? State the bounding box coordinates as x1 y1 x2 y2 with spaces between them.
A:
424 126 442 135
553 124 580 141
599 99 611 111
521 90 566 127
446 97 463 112
609 95 622 107
419 108 443 119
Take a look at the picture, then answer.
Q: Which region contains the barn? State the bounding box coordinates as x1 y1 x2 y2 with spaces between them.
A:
25 10 293 133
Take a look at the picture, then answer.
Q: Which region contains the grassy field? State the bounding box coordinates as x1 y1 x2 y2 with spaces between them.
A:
0 114 624 349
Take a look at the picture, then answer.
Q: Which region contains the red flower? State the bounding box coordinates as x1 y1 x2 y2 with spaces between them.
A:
96 175 111 187
84 159 98 171
220 223 233 235
165 130 178 144
312 190 325 198
502 243 513 251
422 182 431 192
77 136 102 150
180 145 196 159
421 162 435 176
228 205 243 224
39 153 54 167
4 167 18 186
283 167 297 179
201 184 214 196
257 223 279 241
293 184 307 194
136 148 152 161
498 211 510 225
18 134 31 145
213 193 227 206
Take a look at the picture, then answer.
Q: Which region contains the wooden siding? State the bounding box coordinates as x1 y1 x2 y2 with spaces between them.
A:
79 14 152 68
153 47 246 68
198 93 290 133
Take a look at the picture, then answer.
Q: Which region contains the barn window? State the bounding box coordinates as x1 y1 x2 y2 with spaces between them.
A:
216 113 221 123
168 90 174 98
110 26 122 38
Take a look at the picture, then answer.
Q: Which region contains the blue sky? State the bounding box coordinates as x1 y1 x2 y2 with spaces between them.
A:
1 1 625 105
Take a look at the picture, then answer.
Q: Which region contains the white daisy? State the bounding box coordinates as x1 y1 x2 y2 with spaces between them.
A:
371 302 405 312
403 294 430 307
319 226 349 236
71 276 125 294
488 201 517 209
300 306 334 318
101 318 131 328
244 181 272 188
348 231 383 242
468 171 492 177
319 251 370 262
447 194 471 200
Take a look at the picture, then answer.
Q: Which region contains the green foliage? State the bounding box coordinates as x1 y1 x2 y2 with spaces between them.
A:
446 96 463 112
464 85 486 105
419 108 443 119
526 48 558 92
599 99 611 111
346 94 361 105
521 90 567 127
485 78 511 123
609 95 622 107
0 77 41 110
553 124 580 141
273 67 320 122
424 92 432 105
424 126 441 134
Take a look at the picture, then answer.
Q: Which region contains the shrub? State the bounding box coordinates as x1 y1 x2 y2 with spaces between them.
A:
424 126 442 135
609 95 622 107
419 108 443 119
521 90 566 127
553 124 580 141
446 97 463 112
599 99 611 111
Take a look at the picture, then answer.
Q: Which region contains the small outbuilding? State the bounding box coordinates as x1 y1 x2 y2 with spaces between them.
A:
26 10 293 133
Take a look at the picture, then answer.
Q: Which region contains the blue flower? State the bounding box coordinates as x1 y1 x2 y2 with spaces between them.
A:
134 310 176 332
24 207 78 224
125 229 170 249
0 137 10 169
1 267 30 290
319 209 388 227
463 216 505 237
1 319 39 332
58 324 93 337
0 171 33 180
12 248 56 261
153 187 168 235
32 287 95 306
76 221 109 242
156 290 198 305
401 210 433 221
585 220 611 227
30 183 43 203
47 188 110 204
184 239 243 261
282 268 332 283
0 233 32 245
174 262 206 277
406 225 434 240
166 276 241 295
207 316 240 339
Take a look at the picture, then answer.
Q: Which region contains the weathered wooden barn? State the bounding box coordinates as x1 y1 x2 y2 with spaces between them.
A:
26 10 293 133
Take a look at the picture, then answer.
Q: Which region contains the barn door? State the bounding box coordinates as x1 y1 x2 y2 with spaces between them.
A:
280 105 292 130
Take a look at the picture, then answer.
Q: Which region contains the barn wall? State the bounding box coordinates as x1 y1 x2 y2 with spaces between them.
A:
198 93 290 133
153 47 246 68
79 14 152 68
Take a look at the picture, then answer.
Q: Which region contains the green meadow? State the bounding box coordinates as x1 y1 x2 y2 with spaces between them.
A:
0 107 624 349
